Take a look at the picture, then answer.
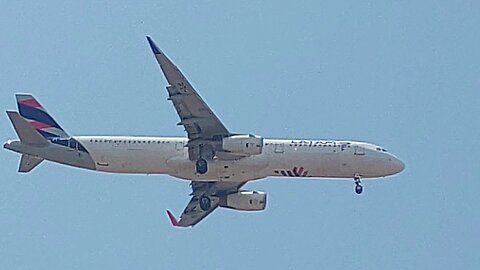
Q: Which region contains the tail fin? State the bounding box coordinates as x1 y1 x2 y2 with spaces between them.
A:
16 94 69 139
18 154 44 173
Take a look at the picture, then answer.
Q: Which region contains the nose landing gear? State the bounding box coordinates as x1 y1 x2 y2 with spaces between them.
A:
355 183 363 194
354 174 363 195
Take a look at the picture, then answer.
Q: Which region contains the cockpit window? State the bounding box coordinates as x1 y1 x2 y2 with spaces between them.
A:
381 148 388 152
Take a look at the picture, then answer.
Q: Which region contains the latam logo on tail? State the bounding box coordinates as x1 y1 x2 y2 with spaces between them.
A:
16 94 68 139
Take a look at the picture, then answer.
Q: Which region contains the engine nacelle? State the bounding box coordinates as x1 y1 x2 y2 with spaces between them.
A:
219 190 267 211
222 134 263 156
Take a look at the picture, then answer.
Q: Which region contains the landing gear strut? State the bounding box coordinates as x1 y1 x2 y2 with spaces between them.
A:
195 144 208 174
199 195 211 211
354 174 363 195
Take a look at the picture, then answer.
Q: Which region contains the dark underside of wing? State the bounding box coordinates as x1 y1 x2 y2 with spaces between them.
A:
172 181 247 227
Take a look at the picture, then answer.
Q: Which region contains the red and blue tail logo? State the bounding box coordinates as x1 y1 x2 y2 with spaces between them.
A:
16 94 69 139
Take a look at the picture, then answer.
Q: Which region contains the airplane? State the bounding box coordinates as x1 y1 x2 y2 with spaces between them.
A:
4 36 405 227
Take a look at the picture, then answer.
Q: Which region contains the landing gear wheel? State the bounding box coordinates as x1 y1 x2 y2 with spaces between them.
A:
354 174 363 195
196 158 208 174
199 195 211 211
355 184 363 194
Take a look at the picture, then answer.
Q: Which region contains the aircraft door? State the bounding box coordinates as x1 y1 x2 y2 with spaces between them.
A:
274 143 284 153
354 145 365 155
175 142 184 151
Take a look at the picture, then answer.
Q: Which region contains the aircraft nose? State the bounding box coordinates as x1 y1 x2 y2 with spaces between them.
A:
390 156 405 174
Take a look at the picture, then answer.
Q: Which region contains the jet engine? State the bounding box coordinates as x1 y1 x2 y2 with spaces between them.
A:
219 190 267 211
222 134 263 156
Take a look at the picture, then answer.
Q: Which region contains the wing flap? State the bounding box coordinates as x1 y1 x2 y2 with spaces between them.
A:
177 196 220 227
167 181 246 227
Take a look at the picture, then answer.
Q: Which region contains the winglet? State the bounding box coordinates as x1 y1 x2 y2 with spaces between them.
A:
146 36 162 54
166 210 179 227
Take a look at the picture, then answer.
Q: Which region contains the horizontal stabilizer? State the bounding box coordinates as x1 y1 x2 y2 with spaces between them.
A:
18 154 44 173
6 111 49 146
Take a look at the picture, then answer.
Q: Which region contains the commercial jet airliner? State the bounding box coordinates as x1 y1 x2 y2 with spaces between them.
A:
4 36 404 227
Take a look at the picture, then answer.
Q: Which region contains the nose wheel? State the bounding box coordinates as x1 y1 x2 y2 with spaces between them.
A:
354 174 363 195
355 183 363 194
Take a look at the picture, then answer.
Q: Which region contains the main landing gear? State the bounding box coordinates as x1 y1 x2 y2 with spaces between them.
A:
195 144 209 175
196 158 208 174
354 174 363 195
199 195 211 211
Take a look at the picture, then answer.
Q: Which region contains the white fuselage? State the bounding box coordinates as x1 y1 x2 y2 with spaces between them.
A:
68 136 404 182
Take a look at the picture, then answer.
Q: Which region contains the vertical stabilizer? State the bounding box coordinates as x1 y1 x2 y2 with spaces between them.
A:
16 94 69 139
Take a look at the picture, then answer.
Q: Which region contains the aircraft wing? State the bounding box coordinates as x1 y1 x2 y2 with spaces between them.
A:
146 36 230 142
166 181 246 227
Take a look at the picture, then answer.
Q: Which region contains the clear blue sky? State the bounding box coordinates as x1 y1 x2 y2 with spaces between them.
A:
1 1 479 269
